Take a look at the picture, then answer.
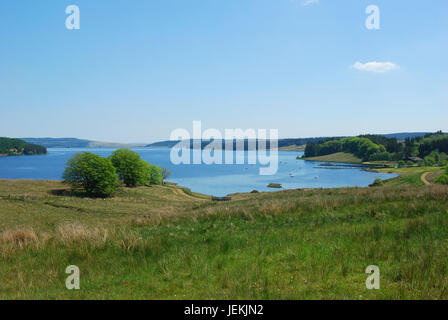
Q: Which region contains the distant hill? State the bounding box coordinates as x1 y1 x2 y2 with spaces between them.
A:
145 133 431 149
0 137 47 156
21 138 146 149
146 140 180 148
381 132 430 140
146 137 340 149
19 133 432 150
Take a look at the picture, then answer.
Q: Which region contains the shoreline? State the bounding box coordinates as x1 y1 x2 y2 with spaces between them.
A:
0 174 398 198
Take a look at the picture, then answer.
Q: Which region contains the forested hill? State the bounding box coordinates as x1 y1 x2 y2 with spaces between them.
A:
303 131 448 164
146 133 430 149
146 137 343 149
0 138 47 156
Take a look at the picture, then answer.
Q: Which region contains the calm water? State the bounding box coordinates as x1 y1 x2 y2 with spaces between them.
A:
0 148 397 196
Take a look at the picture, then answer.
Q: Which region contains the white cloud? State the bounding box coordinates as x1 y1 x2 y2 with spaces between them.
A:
302 0 319 6
351 61 399 73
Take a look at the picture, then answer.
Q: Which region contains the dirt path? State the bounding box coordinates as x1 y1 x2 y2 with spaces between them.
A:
421 172 432 186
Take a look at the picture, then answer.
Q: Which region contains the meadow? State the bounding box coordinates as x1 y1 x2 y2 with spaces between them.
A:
0 172 447 299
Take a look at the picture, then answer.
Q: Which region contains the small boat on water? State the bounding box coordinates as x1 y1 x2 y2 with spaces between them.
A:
289 173 294 177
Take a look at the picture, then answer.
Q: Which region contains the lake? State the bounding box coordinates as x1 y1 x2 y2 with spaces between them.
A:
0 148 397 196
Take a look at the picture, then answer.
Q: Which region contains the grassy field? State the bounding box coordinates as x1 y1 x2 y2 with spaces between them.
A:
373 167 444 187
301 152 363 164
1 178 448 299
278 144 306 151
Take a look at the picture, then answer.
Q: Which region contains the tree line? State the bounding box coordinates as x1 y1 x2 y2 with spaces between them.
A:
304 132 448 164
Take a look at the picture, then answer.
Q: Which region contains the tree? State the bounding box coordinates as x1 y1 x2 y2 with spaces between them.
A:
424 156 436 167
161 168 171 184
109 149 164 187
148 164 163 185
137 161 163 185
435 167 448 185
304 142 319 157
63 152 118 197
109 149 145 187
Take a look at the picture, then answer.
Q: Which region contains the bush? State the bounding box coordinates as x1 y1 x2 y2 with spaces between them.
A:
109 149 144 187
435 174 448 185
424 156 436 167
63 152 118 197
369 178 385 187
398 160 406 168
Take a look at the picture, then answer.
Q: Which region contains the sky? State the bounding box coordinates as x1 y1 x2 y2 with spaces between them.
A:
0 0 447 143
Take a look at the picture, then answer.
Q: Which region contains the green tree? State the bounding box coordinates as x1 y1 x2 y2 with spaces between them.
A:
136 161 163 185
424 156 436 167
109 149 145 187
435 167 448 185
148 164 163 185
63 152 118 197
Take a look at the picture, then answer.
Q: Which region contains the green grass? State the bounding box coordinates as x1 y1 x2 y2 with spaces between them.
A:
373 166 443 187
301 152 363 164
1 180 448 299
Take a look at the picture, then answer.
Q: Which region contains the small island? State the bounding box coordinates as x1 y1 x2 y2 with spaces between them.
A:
0 137 47 156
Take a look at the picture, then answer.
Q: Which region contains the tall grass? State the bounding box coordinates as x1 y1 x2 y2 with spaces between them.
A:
0 181 447 299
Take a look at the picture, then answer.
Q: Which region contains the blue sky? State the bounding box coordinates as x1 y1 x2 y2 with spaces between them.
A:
0 0 447 142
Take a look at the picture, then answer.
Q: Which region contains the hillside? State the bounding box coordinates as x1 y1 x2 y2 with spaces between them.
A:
21 138 146 149
146 133 431 150
0 180 447 299
0 137 47 156
17 134 430 150
302 152 363 164
302 132 448 165
383 132 429 140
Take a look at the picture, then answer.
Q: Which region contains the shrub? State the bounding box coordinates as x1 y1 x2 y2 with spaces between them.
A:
369 178 385 187
424 156 436 167
398 160 406 168
435 174 448 185
63 152 118 197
